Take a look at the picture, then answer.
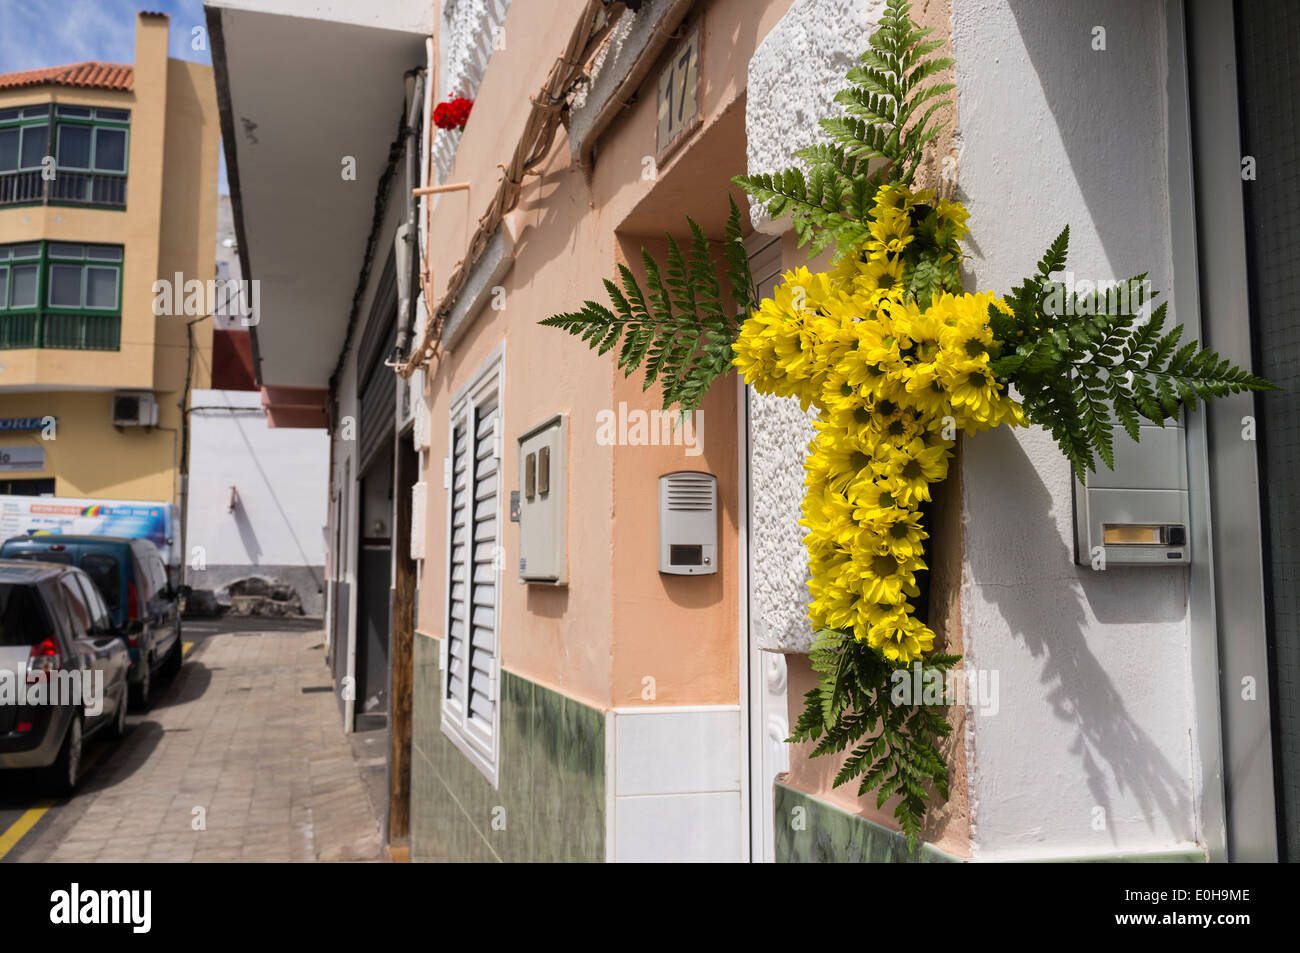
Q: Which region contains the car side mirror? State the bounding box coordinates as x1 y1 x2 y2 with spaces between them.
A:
99 620 125 639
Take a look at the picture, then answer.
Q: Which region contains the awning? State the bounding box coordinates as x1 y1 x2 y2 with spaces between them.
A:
204 0 429 411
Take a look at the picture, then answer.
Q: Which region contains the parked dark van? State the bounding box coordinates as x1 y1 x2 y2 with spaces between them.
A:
0 536 186 708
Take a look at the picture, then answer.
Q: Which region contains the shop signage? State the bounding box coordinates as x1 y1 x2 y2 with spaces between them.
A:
0 417 53 432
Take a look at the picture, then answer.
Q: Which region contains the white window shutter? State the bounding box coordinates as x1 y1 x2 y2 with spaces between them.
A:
440 350 504 784
445 415 472 710
466 395 499 735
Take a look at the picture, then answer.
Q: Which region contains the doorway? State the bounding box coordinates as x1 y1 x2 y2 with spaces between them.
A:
742 231 791 863
355 445 393 730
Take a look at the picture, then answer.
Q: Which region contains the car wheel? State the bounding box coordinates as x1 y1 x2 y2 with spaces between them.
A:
109 684 129 739
47 712 83 796
130 655 152 711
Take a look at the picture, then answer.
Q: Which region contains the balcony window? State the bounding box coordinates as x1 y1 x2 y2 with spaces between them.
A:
0 242 122 350
0 105 129 209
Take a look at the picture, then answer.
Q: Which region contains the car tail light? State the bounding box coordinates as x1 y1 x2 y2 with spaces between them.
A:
27 636 61 684
15 721 33 733
126 579 140 622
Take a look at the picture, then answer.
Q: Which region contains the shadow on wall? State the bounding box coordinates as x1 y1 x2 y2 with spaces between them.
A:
1006 0 1174 286
215 392 323 596
967 427 1194 845
233 498 263 564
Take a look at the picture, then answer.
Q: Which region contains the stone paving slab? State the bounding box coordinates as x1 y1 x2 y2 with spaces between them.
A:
36 627 383 863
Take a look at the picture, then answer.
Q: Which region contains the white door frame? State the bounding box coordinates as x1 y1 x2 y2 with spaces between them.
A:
737 372 754 862
739 231 792 863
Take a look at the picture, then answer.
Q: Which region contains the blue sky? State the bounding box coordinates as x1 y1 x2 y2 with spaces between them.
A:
0 0 229 193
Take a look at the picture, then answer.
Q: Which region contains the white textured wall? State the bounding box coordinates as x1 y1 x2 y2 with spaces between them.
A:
746 0 881 651
187 389 329 568
746 0 883 232
952 0 1197 859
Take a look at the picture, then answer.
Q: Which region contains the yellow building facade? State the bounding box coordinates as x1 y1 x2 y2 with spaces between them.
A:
0 12 218 503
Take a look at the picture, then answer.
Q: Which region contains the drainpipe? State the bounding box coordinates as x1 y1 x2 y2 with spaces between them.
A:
392 67 426 364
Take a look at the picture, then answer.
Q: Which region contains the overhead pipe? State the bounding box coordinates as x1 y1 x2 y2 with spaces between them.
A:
391 67 427 366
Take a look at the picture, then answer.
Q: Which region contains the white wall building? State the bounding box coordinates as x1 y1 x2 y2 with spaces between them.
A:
186 387 329 613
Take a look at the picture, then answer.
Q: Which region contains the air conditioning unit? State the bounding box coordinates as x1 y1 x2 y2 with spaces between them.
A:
111 391 159 427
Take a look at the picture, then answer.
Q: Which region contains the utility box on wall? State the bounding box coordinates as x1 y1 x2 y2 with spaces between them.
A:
517 414 567 584
1073 421 1191 566
659 471 718 575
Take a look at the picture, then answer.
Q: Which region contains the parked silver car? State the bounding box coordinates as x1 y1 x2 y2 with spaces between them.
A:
0 560 130 794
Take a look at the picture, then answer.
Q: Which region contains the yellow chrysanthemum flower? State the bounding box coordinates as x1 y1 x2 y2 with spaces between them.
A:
866 208 914 261
728 183 1026 666
874 439 951 506
865 610 936 663
852 548 923 605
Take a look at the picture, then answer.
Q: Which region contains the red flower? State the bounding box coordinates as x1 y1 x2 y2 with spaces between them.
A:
433 97 473 130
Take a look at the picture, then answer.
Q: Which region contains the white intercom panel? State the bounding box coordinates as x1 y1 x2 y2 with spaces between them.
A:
659 471 718 575
1073 420 1191 566
517 414 567 584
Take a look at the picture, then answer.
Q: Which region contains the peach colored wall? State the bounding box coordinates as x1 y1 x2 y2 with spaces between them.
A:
608 236 739 707
416 0 794 710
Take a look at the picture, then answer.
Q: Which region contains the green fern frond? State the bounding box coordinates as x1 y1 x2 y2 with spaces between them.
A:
538 201 753 414
789 630 959 855
734 0 954 262
991 229 1280 481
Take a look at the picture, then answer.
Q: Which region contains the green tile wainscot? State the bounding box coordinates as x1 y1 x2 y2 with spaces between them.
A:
411 632 604 862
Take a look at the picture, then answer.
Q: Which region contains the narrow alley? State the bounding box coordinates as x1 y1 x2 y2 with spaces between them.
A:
1 618 383 863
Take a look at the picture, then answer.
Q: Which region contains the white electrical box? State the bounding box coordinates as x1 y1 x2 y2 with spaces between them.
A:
410 481 427 560
659 471 717 575
517 414 567 584
1073 421 1191 566
411 368 430 452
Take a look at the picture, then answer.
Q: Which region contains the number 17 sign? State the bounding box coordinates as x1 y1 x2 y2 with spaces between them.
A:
657 25 701 160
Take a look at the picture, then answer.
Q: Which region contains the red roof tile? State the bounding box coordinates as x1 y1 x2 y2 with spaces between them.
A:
0 62 134 93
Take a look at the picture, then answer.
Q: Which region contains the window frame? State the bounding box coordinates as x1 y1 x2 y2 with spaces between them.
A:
80 552 121 612
0 241 123 315
52 110 130 175
440 342 505 788
0 104 130 208
69 570 111 634
56 573 92 640
0 105 50 173
0 243 41 312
